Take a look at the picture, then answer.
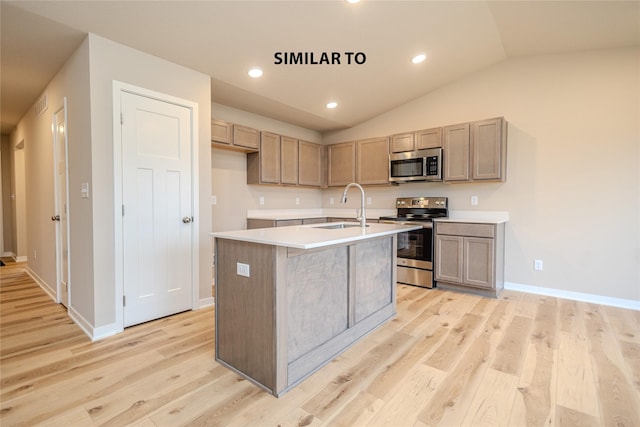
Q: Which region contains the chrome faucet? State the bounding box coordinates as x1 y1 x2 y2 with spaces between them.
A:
341 182 366 228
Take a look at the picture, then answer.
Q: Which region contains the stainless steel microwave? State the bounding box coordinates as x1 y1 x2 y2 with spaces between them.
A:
389 148 443 183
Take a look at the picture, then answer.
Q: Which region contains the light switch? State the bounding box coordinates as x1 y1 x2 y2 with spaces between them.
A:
81 183 89 199
211 195 217 205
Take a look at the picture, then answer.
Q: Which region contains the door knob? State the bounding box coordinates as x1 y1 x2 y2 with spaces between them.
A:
182 216 193 223
51 215 60 221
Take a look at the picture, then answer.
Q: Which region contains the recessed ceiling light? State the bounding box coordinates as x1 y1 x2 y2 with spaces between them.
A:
326 102 338 109
411 54 426 64
346 0 360 3
247 67 263 78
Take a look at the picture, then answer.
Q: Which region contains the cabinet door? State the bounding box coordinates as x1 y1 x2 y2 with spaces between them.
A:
260 132 280 184
234 125 260 150
443 123 470 182
356 137 389 185
435 235 463 283
416 127 442 149
328 141 356 186
463 237 494 289
280 136 299 185
298 141 323 187
211 119 232 144
472 117 506 181
390 133 414 153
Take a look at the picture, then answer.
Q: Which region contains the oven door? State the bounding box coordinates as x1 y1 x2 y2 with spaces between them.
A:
396 226 432 268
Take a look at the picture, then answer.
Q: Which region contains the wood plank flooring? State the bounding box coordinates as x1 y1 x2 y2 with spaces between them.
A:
1 259 639 426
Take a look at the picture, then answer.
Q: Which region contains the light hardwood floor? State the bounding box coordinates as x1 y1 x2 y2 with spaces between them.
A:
1 259 639 426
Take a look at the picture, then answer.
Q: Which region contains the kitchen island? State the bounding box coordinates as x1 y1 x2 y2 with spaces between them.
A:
211 222 420 396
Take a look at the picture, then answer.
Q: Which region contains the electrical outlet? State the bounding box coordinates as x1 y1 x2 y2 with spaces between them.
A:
237 262 250 277
471 195 478 206
367 197 372 205
534 259 543 271
259 196 265 205
330 197 334 205
295 197 300 205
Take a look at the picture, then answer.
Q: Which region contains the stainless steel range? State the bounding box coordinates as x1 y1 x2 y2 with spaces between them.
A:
380 197 448 288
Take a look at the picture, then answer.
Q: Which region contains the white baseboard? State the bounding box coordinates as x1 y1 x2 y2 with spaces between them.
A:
25 267 56 303
13 255 27 262
199 296 215 308
1 251 12 257
505 282 640 311
67 306 121 342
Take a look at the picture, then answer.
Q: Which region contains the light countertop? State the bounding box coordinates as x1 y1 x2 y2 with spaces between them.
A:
211 222 421 250
246 208 396 221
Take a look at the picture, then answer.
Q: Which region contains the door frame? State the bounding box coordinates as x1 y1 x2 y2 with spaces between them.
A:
112 81 200 333
52 99 71 306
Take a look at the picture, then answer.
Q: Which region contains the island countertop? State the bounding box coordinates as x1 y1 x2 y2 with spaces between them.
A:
211 222 421 249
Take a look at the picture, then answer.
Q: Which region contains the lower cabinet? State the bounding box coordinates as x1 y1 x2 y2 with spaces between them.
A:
434 221 505 297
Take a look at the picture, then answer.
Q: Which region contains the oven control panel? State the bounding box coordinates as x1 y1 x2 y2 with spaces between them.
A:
396 197 447 208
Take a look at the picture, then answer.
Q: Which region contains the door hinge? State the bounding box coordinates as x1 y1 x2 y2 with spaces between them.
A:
120 112 124 125
123 295 126 307
122 205 125 216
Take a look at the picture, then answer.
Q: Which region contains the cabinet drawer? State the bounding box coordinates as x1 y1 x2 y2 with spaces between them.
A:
436 222 495 238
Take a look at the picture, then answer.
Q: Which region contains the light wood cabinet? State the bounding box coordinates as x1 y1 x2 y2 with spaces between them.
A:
298 140 324 187
211 120 260 153
356 137 389 185
391 127 441 153
327 141 356 187
443 123 471 182
390 133 414 153
211 119 232 144
443 117 507 183
233 125 260 150
247 132 280 185
472 117 507 181
280 136 298 185
434 221 505 298
416 127 442 149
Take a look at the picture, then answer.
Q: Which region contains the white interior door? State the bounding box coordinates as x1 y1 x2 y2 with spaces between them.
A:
121 91 193 327
53 103 70 308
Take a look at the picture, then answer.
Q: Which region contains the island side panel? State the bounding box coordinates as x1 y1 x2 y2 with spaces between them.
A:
354 236 394 323
215 238 276 391
286 246 349 362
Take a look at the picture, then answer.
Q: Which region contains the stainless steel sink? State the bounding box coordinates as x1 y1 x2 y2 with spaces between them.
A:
312 223 369 229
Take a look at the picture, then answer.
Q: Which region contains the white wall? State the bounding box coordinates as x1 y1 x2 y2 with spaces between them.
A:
324 47 640 302
211 104 323 232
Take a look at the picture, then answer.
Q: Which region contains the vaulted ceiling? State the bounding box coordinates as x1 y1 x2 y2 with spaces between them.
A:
2 1 639 135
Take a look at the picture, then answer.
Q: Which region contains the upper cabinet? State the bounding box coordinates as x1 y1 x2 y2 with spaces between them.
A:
443 123 471 182
280 136 299 185
416 127 442 150
328 137 390 186
298 140 324 187
247 134 324 188
211 119 232 145
211 119 259 152
390 127 441 153
444 117 507 183
356 137 390 185
247 132 280 184
327 141 356 186
472 118 507 181
390 133 414 153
